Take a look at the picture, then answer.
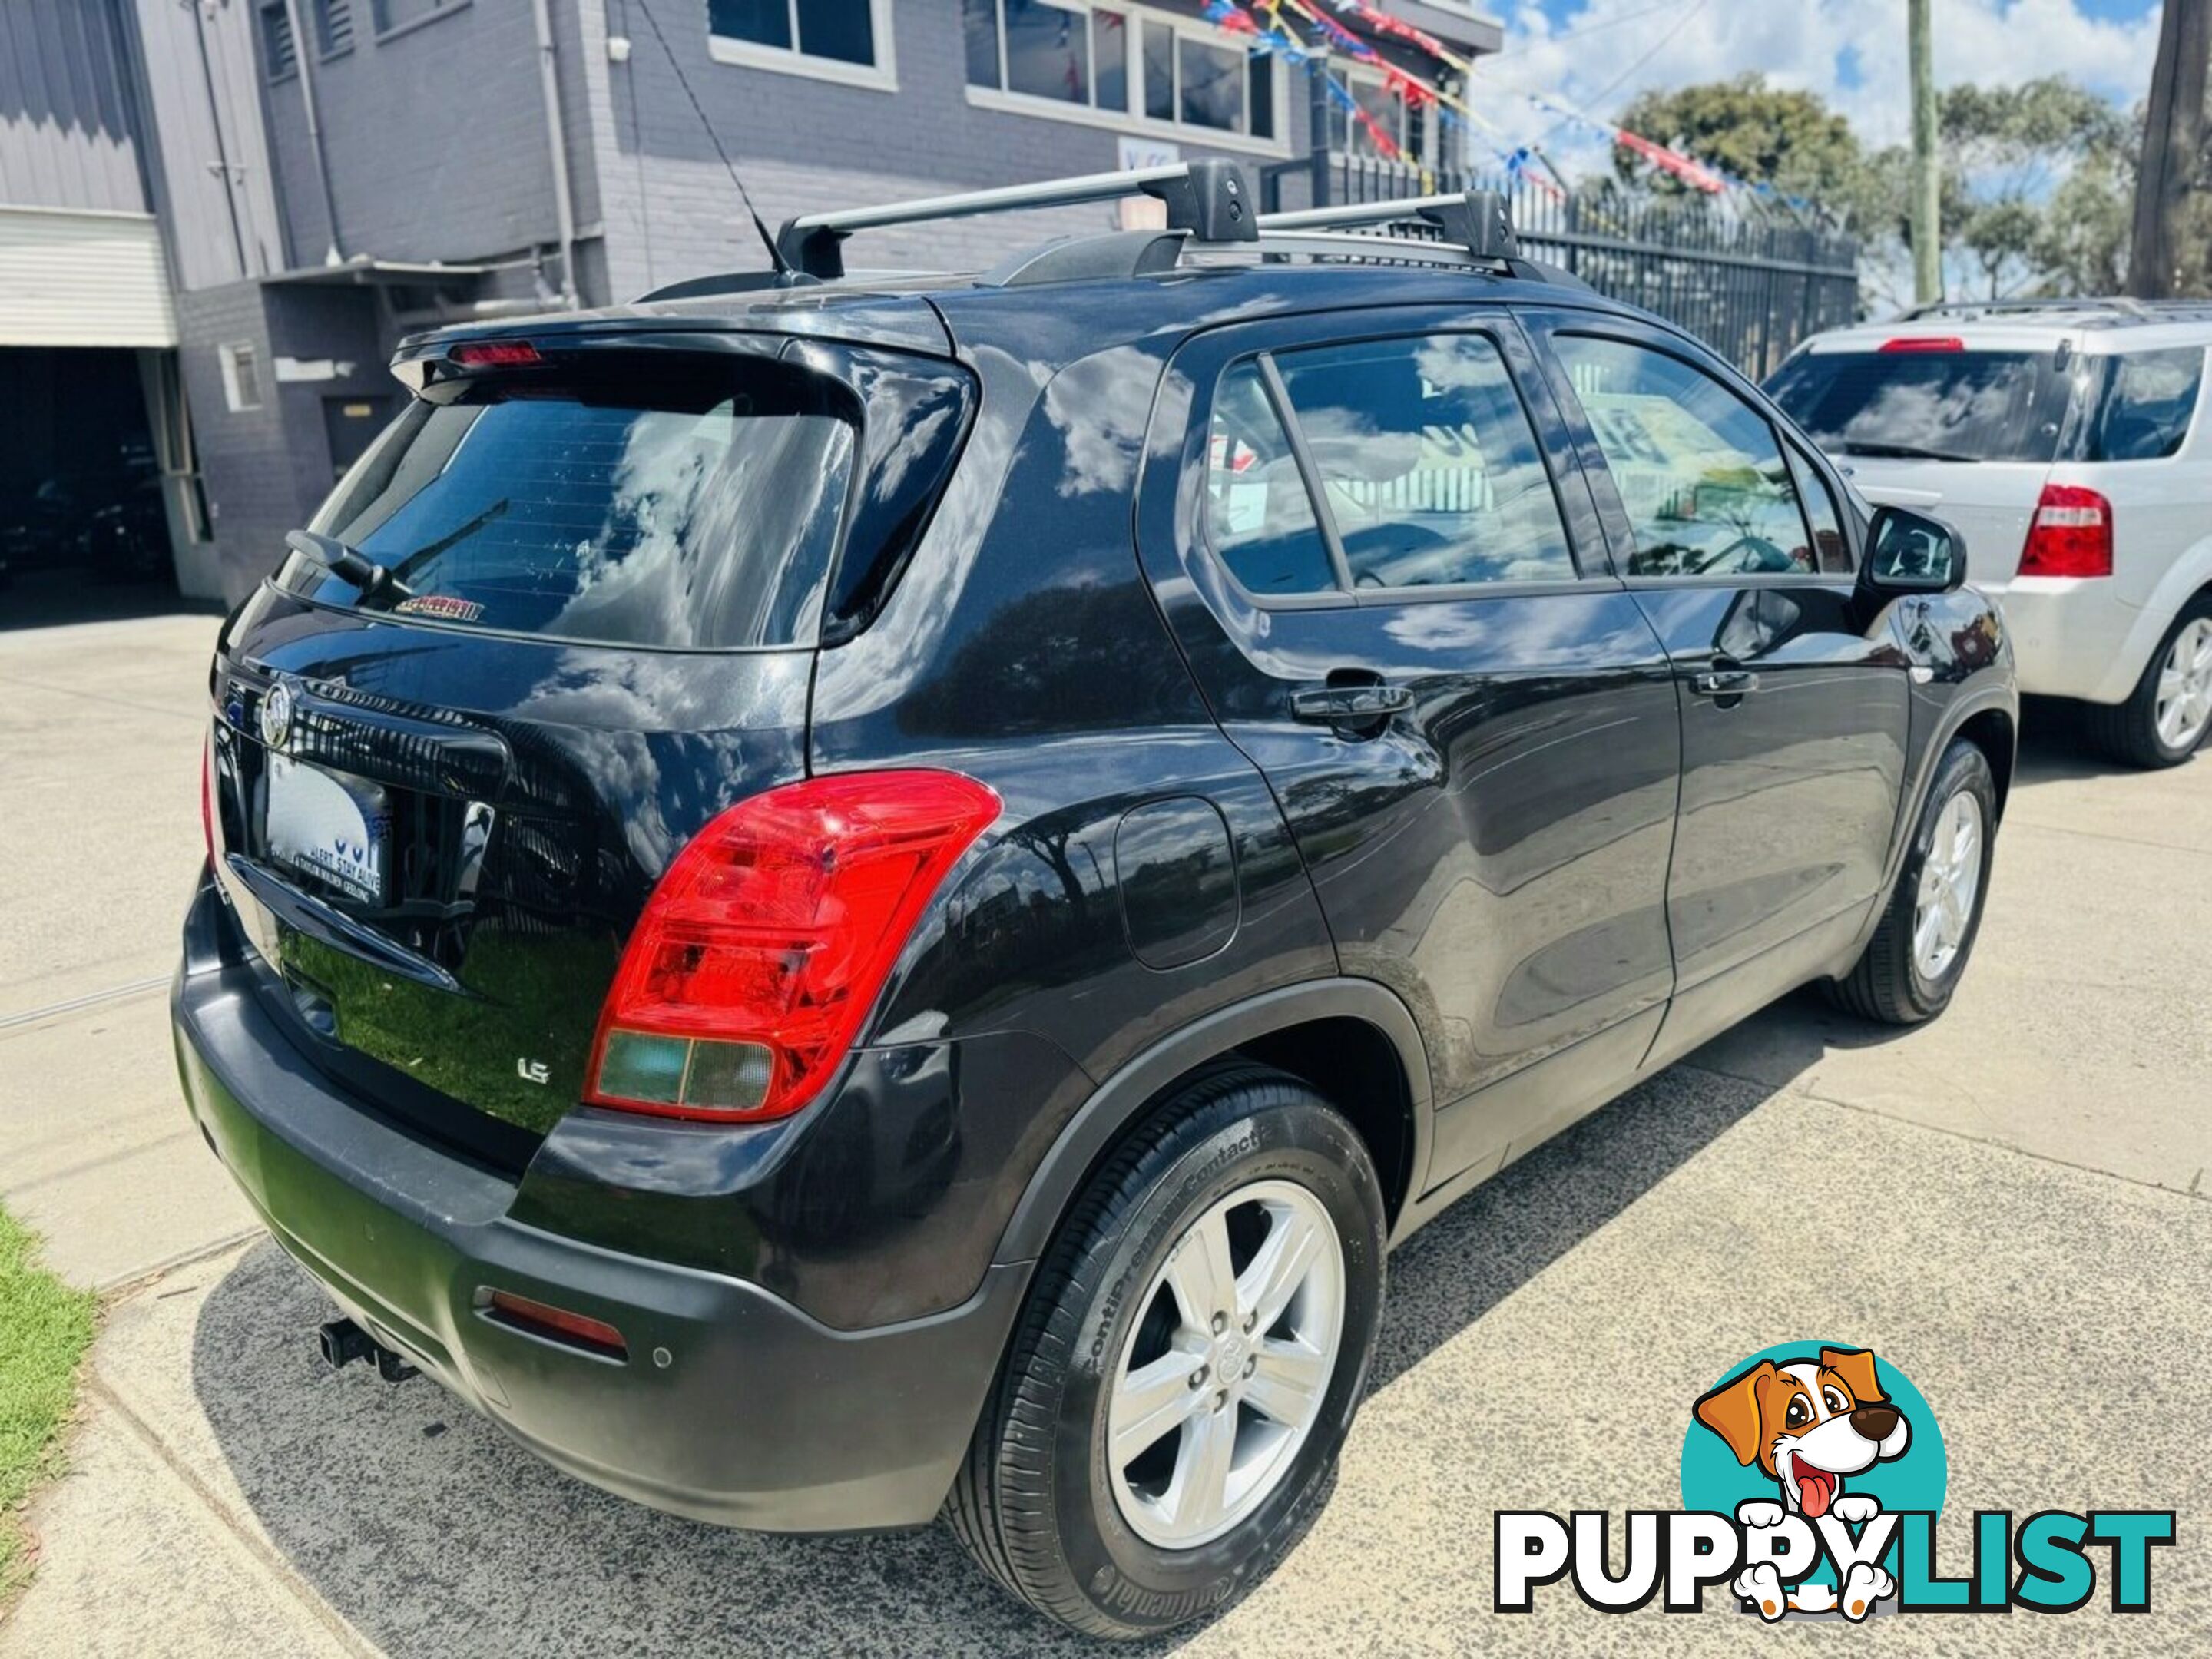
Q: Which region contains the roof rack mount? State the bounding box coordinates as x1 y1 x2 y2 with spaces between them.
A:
777 159 1257 279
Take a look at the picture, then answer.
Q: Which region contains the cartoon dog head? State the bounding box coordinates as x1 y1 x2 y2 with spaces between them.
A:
1694 1347 1910 1519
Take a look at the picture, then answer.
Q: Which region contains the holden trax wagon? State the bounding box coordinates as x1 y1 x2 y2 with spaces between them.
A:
1770 298 2212 767
174 167 2015 1637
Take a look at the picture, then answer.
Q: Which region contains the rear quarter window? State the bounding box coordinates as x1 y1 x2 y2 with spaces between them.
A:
281 356 856 651
2083 346 2205 462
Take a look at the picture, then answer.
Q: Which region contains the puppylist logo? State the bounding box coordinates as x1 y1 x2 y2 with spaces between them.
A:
1496 1343 2174 1621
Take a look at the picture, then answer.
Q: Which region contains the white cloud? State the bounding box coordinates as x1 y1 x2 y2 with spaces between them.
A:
1474 0 2163 160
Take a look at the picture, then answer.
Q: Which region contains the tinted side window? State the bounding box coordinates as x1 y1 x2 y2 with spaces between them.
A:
1204 359 1336 595
1272 335 1575 588
2086 346 2205 462
1557 334 1815 578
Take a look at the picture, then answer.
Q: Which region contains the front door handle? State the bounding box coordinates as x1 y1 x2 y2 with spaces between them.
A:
1690 669 1760 698
1290 684 1414 724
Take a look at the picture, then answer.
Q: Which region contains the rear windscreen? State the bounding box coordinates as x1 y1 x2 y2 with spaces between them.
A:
279 359 856 649
1765 349 2073 465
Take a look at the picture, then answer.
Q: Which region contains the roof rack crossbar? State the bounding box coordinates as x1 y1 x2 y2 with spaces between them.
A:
1249 230 1491 267
1259 188 1520 262
983 226 1560 290
778 160 1257 278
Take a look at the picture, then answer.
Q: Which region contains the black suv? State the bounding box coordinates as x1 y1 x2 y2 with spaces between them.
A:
175 167 2014 1637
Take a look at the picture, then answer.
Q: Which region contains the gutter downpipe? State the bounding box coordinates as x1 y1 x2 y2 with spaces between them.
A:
279 0 344 263
531 0 581 307
184 1 250 277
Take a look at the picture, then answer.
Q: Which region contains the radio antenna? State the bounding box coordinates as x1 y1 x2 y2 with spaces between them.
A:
628 0 790 275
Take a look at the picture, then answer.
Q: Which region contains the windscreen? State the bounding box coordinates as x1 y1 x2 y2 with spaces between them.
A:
1765 349 2073 465
279 358 856 649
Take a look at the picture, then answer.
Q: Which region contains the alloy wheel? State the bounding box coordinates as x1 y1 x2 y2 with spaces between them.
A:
1912 789 1984 982
2155 618 2212 753
1106 1179 1345 1549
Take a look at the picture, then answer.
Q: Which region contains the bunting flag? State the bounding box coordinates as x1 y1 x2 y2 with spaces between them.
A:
1271 0 1381 62
1204 1 1773 213
1528 96 1728 195
1610 127 1728 194
1490 141 1567 203
1202 0 1313 66
1313 0 1472 76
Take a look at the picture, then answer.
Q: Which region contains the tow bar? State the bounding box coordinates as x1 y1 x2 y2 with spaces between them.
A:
318 1316 419 1382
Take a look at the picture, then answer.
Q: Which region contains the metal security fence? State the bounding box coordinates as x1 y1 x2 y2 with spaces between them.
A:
1261 154 1862 382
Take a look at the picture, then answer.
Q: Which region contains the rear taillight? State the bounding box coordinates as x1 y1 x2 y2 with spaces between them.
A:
584 770 1001 1123
2020 484 2114 578
1879 336 1965 353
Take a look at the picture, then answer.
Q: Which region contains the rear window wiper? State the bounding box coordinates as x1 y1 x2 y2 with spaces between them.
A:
1833 440 1979 464
286 529 414 606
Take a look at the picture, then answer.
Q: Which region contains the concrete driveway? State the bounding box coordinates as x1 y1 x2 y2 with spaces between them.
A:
3 609 2207 1656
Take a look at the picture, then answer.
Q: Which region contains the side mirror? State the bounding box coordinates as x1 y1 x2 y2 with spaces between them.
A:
1862 505 1967 595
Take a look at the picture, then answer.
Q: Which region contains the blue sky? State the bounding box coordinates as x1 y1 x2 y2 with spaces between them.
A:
1482 1 2167 151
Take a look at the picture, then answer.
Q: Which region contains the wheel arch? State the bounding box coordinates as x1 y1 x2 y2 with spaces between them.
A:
1875 682 2018 905
992 979 1435 1267
2093 544 2212 704
1952 705 2017 818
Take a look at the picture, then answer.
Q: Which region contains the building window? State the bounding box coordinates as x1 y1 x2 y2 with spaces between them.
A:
1329 68 1442 167
313 0 355 57
706 0 897 89
369 0 467 41
966 2 1280 147
259 3 296 81
219 343 264 414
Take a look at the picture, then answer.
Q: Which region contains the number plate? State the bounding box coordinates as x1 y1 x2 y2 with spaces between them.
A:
265 753 390 906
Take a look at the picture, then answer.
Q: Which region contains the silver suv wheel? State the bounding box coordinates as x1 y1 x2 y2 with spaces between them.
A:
1912 788 1985 982
2155 616 2212 754
1107 1178 1345 1549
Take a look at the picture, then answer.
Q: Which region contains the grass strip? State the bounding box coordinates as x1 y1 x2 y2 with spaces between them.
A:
0 1207 97 1601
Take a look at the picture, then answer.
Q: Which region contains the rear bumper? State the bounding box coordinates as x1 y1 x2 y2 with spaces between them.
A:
1986 577 2147 704
173 898 1028 1533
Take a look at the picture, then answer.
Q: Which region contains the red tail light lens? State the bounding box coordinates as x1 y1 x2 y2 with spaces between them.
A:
449 340 542 366
1879 336 1965 353
2019 483 2114 578
482 1290 628 1359
585 770 1001 1123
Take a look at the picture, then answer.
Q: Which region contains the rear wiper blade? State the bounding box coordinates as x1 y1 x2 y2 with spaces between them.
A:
1835 440 1978 464
286 529 413 604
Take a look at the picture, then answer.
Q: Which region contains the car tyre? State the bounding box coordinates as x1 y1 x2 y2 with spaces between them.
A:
945 1065 1386 1639
2082 594 2212 769
1829 739 1998 1026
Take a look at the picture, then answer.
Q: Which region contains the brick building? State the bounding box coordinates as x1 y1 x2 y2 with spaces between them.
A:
1 1 1500 601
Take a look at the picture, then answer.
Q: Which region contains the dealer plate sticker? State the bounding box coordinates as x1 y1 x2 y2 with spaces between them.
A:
266 753 390 905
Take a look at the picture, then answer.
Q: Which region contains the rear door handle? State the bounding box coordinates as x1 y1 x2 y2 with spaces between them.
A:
1690 669 1760 698
1290 684 1414 724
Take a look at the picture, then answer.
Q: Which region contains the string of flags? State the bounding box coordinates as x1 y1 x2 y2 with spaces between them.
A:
1197 0 1818 216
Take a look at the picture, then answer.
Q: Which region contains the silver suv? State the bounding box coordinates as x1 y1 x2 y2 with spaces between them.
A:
1770 299 2212 766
